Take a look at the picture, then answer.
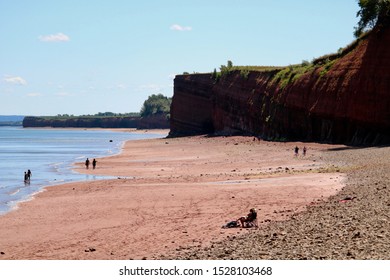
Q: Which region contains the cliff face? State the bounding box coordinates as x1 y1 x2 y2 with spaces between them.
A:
170 74 214 135
170 28 390 145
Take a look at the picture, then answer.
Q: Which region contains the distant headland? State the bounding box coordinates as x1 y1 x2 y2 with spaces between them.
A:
22 113 169 129
22 94 171 129
0 116 24 126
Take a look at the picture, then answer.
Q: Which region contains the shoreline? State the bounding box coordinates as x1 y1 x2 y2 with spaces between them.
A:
0 128 169 216
0 135 346 259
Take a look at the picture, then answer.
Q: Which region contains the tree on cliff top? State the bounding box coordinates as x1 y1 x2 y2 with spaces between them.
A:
140 94 172 118
355 0 390 37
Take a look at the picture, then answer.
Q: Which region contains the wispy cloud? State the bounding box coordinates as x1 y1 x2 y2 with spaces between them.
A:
55 92 72 97
3 75 27 85
117 84 127 90
26 92 43 97
139 84 164 93
170 24 192 31
105 84 128 91
39 32 70 42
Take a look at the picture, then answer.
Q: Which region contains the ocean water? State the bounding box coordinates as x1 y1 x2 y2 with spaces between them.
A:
0 127 166 215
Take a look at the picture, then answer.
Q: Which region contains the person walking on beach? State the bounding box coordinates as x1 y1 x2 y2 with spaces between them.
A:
24 171 30 184
303 146 307 156
92 158 97 169
294 146 299 157
85 158 90 169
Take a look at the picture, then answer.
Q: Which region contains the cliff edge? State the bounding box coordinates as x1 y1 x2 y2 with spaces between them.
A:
170 27 390 145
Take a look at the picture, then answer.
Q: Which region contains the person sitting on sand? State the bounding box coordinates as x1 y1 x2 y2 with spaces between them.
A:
238 208 257 228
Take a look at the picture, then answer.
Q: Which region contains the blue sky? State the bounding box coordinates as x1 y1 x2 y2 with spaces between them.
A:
1 0 360 116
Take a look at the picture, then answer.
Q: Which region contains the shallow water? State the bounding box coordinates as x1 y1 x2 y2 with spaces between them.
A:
0 127 165 214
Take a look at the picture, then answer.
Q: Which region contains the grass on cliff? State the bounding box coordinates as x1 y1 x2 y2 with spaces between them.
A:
271 33 371 88
270 58 341 89
271 61 316 89
212 60 321 86
212 62 284 82
211 33 368 87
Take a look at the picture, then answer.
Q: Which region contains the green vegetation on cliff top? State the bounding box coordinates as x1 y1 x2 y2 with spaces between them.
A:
208 28 371 89
198 1 390 88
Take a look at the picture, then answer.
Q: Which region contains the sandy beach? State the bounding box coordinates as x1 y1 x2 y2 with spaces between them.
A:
170 145 390 260
0 133 347 260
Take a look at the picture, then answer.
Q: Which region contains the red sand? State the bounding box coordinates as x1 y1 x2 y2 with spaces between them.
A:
0 134 344 259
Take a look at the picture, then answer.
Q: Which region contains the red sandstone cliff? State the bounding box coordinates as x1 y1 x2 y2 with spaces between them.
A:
170 26 390 145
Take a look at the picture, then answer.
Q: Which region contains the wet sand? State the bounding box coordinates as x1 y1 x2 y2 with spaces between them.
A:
0 134 345 259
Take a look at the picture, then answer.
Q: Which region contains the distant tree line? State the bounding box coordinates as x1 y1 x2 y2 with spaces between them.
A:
53 112 140 119
44 93 172 120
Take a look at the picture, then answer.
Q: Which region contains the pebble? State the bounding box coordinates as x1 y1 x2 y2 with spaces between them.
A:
85 247 96 252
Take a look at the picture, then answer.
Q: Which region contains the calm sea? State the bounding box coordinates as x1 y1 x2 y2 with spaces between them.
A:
0 127 166 215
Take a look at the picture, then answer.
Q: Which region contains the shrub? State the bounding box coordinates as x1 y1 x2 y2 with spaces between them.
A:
140 94 172 118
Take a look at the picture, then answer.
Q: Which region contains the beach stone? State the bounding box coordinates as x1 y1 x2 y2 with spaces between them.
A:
352 232 361 239
85 247 96 252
